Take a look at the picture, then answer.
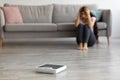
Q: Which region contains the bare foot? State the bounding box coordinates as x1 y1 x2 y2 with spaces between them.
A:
77 43 83 50
83 43 88 50
77 47 83 50
83 47 88 50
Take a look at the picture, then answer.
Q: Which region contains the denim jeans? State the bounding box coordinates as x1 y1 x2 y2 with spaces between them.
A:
76 24 96 47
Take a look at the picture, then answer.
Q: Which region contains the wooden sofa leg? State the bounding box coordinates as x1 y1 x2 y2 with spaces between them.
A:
96 36 99 44
0 39 3 48
107 36 110 45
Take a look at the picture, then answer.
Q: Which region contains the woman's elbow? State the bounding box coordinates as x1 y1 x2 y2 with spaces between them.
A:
74 23 79 28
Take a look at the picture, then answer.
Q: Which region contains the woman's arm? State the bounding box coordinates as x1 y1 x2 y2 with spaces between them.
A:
88 16 96 28
86 10 96 28
74 13 80 27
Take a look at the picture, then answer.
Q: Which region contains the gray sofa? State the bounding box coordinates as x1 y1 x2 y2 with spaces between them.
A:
0 4 111 47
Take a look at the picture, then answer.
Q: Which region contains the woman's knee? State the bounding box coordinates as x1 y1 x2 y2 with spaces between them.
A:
84 24 90 30
77 24 84 29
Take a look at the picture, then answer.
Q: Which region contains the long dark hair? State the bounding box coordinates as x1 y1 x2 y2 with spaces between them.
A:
93 21 98 41
90 12 98 40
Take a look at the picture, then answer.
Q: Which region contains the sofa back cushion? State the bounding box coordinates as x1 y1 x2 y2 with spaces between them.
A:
1 7 23 24
4 4 53 23
53 4 98 23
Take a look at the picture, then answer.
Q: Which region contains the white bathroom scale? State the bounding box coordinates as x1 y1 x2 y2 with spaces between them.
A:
35 64 67 74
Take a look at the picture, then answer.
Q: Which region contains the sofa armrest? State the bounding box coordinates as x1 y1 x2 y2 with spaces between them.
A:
0 8 5 39
100 9 112 36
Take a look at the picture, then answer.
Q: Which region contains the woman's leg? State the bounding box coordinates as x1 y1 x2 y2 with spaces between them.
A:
88 31 96 47
83 25 91 43
76 24 84 50
82 24 96 47
76 24 84 45
83 24 96 47
82 25 91 50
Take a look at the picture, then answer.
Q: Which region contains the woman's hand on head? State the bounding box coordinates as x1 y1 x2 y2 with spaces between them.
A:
86 9 90 17
74 12 81 27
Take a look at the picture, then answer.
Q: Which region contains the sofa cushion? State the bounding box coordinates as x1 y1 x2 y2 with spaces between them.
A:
91 10 103 21
1 7 23 24
5 23 57 31
4 4 53 23
53 4 98 23
57 23 76 31
97 22 107 29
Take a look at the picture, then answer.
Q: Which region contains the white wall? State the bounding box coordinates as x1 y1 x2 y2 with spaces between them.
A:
0 0 120 37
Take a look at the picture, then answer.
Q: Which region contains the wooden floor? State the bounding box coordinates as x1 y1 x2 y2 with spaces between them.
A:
0 37 120 80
